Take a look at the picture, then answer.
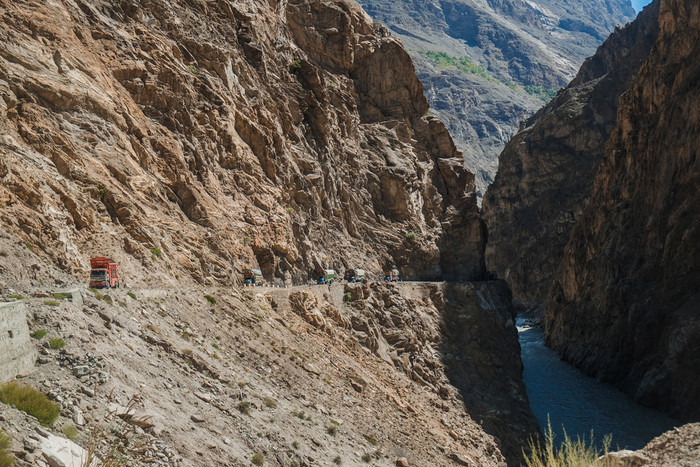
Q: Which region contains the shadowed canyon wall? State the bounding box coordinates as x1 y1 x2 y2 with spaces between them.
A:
483 2 661 308
546 0 700 421
485 0 699 420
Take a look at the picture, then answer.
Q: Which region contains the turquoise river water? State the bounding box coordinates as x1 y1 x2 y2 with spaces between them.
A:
517 317 679 451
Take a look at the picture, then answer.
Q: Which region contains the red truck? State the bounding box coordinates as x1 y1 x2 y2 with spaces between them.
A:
89 257 119 289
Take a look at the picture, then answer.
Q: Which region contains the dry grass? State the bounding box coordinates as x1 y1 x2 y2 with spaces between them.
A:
0 430 14 467
0 382 60 426
523 420 612 467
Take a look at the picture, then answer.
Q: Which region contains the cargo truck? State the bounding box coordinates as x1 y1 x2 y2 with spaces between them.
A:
243 268 264 286
344 268 366 283
89 257 119 288
384 269 399 282
315 268 335 284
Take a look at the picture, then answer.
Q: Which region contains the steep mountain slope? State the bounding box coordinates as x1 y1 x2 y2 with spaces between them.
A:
0 253 530 465
546 0 700 420
0 0 539 464
0 0 483 290
356 0 636 197
482 2 660 307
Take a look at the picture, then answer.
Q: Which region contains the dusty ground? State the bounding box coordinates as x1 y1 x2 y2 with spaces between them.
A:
1 280 510 466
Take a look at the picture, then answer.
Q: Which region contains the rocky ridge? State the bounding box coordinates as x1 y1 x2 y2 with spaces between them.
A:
482 1 661 307
0 0 483 289
356 0 636 197
545 0 700 421
0 251 534 466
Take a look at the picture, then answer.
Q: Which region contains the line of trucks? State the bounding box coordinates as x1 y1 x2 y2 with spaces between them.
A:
88 257 399 289
244 267 400 286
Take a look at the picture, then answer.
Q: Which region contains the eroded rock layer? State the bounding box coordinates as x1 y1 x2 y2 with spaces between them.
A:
482 2 661 307
546 0 700 420
0 0 483 288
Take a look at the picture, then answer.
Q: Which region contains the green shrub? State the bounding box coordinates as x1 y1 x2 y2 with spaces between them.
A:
0 250 7 257
31 329 47 339
361 453 372 463
187 64 197 74
127 291 137 300
290 59 302 70
363 434 377 446
53 293 69 300
343 292 352 303
43 299 60 307
251 453 264 466
62 424 78 441
204 295 216 305
292 441 300 449
49 338 66 350
150 247 162 259
7 294 23 300
25 243 33 251
0 430 14 467
405 232 417 240
0 382 60 426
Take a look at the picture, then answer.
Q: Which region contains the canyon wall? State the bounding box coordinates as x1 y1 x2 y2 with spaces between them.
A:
482 2 660 307
546 0 700 420
0 0 483 289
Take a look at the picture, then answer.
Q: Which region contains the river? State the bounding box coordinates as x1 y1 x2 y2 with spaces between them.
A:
517 317 679 451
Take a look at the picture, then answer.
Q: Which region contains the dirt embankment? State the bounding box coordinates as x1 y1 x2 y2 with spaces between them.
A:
0 275 537 466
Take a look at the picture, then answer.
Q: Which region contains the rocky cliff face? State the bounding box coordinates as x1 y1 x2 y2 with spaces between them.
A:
482 2 660 307
545 0 700 420
356 0 636 197
0 0 483 288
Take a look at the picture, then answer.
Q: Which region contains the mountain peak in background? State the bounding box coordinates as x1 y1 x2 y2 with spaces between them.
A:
356 0 636 198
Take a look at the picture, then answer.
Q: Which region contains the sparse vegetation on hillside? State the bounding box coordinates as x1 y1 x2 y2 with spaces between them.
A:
419 50 557 102
420 51 493 81
49 337 66 349
0 382 60 426
523 85 558 102
204 294 216 305
30 329 47 339
0 430 14 467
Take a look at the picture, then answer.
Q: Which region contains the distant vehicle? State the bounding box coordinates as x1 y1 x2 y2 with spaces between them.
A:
384 269 399 282
315 268 335 285
344 268 366 283
89 257 119 289
243 268 264 286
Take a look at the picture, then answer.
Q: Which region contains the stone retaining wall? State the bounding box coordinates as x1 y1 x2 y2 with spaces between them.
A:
0 300 36 382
